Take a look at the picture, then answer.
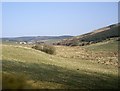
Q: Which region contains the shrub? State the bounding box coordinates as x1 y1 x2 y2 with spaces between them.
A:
2 73 31 89
32 44 56 55
70 42 79 46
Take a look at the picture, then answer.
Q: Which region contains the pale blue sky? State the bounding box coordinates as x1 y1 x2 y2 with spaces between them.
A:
2 2 118 37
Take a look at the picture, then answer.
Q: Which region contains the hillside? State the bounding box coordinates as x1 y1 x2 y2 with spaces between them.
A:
2 39 119 89
55 23 120 46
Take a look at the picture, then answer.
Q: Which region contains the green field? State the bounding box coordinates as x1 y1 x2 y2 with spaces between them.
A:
1 40 119 89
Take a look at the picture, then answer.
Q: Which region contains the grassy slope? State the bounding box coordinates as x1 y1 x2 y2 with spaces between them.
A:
84 39 118 51
2 40 118 89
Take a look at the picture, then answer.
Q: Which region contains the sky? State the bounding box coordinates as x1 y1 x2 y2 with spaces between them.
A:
2 2 118 37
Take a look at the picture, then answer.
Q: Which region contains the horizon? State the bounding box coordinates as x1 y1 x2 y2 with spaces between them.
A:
2 2 118 37
1 35 74 38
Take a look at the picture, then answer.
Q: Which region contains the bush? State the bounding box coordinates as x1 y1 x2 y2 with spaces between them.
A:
2 73 31 89
70 42 79 46
32 44 56 55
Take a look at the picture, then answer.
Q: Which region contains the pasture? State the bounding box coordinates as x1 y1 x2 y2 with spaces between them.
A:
1 40 119 89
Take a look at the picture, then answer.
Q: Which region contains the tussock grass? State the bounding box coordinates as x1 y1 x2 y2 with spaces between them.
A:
56 41 118 67
2 72 32 89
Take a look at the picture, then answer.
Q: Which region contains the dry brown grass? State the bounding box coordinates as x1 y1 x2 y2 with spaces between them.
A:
55 45 118 67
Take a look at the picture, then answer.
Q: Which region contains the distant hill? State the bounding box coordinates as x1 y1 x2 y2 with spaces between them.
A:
55 23 120 46
1 35 73 44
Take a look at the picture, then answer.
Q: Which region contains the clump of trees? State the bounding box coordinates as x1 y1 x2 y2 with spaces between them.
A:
32 44 56 55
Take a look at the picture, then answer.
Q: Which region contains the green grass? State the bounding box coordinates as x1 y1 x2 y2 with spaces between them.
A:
83 40 118 52
2 41 119 89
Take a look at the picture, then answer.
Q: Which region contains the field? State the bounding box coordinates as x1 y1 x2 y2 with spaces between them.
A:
1 40 119 89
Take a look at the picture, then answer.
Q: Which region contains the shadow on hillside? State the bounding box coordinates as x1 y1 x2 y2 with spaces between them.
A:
2 60 119 89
